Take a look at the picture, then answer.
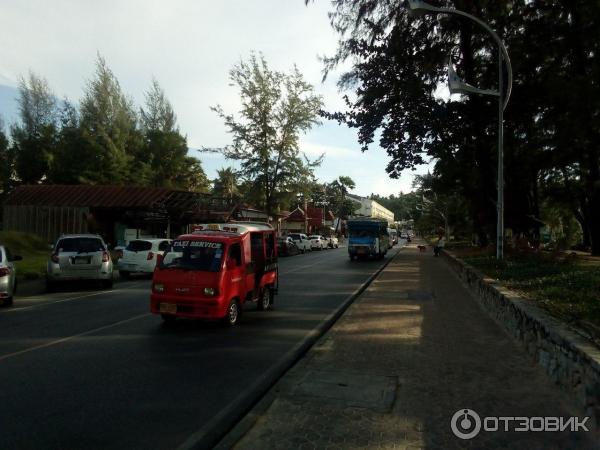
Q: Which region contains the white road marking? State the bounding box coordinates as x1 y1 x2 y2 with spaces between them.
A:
2 281 149 313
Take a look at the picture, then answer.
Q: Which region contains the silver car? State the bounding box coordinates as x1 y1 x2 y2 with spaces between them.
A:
47 234 114 290
0 245 22 306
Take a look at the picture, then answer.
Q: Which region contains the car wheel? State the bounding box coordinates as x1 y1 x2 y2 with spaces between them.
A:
3 296 13 307
120 270 130 279
102 279 114 289
257 288 272 311
222 299 240 326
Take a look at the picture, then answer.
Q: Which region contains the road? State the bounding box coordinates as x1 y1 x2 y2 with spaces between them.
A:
0 245 400 450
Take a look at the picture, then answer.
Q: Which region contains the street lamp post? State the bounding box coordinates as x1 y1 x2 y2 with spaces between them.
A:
408 0 513 259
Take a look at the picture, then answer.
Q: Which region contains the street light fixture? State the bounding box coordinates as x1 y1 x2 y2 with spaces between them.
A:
407 0 513 259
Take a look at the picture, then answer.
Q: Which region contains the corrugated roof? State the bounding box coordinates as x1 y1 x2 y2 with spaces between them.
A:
4 185 172 208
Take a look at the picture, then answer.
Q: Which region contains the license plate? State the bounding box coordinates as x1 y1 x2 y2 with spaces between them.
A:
74 257 90 264
357 248 366 254
159 303 177 314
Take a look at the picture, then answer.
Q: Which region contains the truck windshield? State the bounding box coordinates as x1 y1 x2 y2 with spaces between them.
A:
160 240 224 272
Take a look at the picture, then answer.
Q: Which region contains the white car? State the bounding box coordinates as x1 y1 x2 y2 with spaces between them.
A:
118 239 171 278
308 235 326 250
324 236 339 248
47 234 114 290
286 233 312 253
0 245 22 306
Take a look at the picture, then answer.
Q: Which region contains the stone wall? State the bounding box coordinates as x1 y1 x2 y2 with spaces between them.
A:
442 250 600 426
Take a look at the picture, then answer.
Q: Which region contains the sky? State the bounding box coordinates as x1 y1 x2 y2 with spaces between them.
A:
0 0 431 197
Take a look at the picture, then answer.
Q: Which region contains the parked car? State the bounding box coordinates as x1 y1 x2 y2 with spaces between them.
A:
277 237 300 256
286 233 312 253
46 234 114 290
325 236 339 248
308 235 326 250
0 245 22 306
118 239 172 278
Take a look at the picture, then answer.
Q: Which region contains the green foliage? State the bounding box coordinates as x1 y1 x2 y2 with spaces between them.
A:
6 56 209 193
464 254 600 326
140 79 178 133
315 0 600 253
212 53 324 215
0 119 15 196
212 167 240 200
0 231 49 280
10 72 58 184
79 55 137 184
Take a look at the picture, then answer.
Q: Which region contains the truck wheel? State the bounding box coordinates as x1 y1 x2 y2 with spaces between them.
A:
223 299 240 326
257 288 272 311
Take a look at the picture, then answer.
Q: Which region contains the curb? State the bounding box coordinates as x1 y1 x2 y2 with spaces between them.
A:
176 248 402 450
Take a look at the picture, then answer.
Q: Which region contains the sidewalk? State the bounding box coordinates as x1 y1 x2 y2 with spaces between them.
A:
219 243 598 450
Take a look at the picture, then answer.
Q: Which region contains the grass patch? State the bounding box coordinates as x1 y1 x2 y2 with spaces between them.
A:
0 231 50 281
463 253 600 328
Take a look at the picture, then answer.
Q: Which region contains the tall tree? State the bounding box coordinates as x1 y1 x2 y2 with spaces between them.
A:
0 117 15 196
10 72 57 184
79 54 137 184
211 54 324 216
314 0 600 253
213 167 240 201
139 79 207 190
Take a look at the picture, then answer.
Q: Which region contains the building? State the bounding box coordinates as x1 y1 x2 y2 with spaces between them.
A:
280 206 335 235
2 185 268 245
347 194 394 224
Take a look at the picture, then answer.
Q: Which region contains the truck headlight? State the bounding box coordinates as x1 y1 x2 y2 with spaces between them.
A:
153 283 164 293
204 287 215 296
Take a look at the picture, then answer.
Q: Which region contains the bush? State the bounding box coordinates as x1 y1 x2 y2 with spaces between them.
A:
0 231 50 281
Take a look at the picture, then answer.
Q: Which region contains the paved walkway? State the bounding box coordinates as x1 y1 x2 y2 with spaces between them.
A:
221 243 599 450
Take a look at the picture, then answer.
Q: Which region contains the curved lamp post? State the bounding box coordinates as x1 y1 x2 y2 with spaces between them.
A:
408 0 513 259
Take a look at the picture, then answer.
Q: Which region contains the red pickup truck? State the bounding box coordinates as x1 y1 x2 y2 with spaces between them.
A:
150 222 278 326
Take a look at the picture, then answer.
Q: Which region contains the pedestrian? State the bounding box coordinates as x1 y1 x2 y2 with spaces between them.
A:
434 234 445 257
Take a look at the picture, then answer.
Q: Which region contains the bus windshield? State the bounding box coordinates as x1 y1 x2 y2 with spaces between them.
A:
160 240 224 272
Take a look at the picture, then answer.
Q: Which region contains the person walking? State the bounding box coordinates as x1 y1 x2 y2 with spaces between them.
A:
434 234 445 256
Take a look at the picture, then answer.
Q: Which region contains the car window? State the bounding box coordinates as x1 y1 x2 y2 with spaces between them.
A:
4 247 12 261
0 248 4 262
126 240 152 251
57 237 105 253
158 241 170 251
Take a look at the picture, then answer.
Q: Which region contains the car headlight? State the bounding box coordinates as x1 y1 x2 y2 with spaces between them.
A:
153 283 164 293
204 287 215 296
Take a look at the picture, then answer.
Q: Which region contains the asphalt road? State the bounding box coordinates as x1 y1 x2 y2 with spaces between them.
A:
0 245 400 450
